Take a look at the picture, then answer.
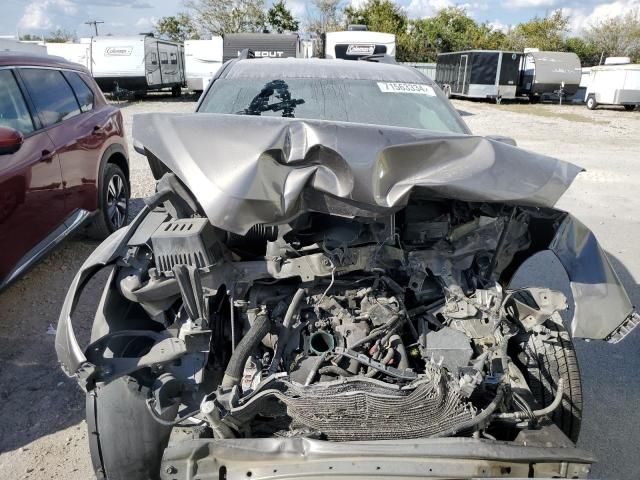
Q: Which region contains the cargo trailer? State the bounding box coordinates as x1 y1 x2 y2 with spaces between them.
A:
185 37 223 92
518 51 581 100
222 33 300 62
585 64 640 110
91 35 185 95
324 30 396 60
435 50 523 102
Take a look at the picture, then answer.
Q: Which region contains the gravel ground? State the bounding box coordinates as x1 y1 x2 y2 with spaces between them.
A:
0 94 638 480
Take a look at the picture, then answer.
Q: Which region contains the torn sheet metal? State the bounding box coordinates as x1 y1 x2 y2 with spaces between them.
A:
132 113 583 235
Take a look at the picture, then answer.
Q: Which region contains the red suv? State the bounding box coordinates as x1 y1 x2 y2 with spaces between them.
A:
0 53 130 290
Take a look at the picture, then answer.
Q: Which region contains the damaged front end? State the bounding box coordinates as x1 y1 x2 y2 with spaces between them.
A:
56 114 637 479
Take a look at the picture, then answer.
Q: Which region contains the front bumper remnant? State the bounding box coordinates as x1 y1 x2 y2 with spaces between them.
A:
159 437 594 480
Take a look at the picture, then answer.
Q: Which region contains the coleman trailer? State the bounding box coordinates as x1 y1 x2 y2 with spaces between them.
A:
585 64 640 111
222 33 300 62
518 51 582 101
185 37 223 93
324 30 396 60
435 50 523 102
91 35 185 96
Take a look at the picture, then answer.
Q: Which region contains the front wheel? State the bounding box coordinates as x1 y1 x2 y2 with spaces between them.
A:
510 318 583 443
586 96 597 110
87 163 129 240
87 377 175 480
623 105 636 111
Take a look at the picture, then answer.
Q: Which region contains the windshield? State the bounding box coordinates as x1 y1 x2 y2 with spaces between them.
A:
198 77 467 134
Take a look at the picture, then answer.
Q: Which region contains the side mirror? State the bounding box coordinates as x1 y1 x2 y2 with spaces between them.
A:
0 127 24 155
485 135 517 147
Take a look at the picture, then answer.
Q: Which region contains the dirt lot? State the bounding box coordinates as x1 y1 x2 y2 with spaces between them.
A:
0 95 639 480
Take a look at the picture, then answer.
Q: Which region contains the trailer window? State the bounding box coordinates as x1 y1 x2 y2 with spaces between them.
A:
19 68 80 127
199 78 467 134
160 52 168 65
170 53 177 65
151 52 158 66
63 72 94 113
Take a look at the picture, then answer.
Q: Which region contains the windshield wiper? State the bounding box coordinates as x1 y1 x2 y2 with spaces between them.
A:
241 80 305 118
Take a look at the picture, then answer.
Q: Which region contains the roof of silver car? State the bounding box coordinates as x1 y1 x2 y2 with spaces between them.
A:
224 58 431 82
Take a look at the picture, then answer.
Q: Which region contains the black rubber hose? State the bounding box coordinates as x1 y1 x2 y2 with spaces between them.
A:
269 288 306 374
430 386 505 438
221 313 270 389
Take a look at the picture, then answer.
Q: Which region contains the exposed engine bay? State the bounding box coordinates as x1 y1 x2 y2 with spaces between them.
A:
89 196 574 442
55 114 639 479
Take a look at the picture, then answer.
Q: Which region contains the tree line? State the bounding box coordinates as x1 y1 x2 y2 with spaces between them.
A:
22 0 640 66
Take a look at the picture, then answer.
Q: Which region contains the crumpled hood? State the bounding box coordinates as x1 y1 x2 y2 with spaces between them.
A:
133 113 582 235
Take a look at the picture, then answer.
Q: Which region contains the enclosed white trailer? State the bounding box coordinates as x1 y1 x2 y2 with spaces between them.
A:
585 64 640 110
45 42 91 69
324 31 395 59
184 38 223 92
91 35 185 95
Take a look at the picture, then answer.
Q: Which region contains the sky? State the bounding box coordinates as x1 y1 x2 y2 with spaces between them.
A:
2 0 639 39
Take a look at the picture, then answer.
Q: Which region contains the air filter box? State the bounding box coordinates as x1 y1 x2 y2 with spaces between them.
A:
151 218 222 274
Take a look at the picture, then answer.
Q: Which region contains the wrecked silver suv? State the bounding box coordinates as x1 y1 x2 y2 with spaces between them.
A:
56 59 638 480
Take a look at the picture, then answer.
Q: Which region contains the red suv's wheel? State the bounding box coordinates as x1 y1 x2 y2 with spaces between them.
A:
88 163 130 239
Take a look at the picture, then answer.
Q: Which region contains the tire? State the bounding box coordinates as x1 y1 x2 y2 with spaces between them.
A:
87 163 129 240
510 318 583 443
623 105 636 111
586 96 597 110
171 85 182 97
87 376 176 480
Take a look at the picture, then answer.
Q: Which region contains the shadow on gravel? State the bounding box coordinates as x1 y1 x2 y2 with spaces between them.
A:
0 202 145 454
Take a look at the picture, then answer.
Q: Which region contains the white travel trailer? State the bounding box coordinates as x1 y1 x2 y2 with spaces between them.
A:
0 38 46 55
91 35 185 95
45 42 91 69
184 37 223 93
585 64 640 111
324 30 396 60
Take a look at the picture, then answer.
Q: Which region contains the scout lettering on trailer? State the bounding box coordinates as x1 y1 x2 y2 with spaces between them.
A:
377 82 436 96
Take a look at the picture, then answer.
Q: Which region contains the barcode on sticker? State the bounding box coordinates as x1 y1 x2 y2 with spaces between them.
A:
377 82 435 96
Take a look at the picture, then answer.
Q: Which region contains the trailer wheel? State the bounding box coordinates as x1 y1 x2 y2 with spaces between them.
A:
586 96 597 110
623 105 636 111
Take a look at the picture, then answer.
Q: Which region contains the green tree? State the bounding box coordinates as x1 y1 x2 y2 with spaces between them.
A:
398 7 504 62
155 13 200 41
505 9 569 51
186 0 266 36
267 0 299 33
583 10 640 62
344 0 407 34
45 29 76 43
19 34 42 41
565 37 602 66
306 0 343 35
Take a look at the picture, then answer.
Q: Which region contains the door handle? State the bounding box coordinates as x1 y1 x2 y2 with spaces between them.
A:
39 149 54 164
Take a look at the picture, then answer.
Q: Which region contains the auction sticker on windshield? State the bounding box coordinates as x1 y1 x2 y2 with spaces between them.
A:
377 82 436 96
